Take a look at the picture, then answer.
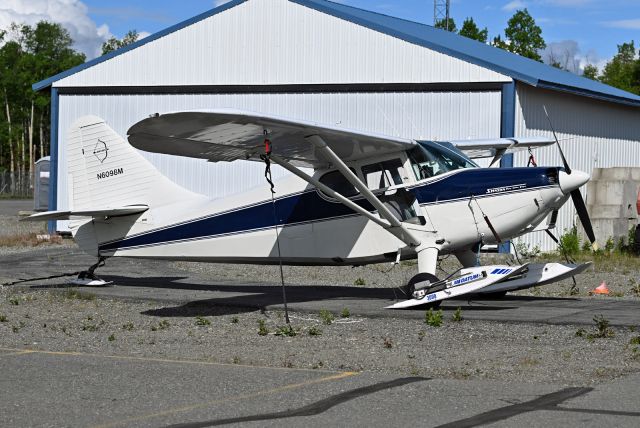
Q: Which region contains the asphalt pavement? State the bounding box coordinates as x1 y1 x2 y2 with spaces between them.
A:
1 346 639 427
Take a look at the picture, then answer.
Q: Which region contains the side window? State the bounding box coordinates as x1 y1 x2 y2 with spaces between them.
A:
361 159 404 190
318 170 358 198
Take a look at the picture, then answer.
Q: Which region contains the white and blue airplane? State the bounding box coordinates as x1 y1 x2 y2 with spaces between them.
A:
25 109 595 308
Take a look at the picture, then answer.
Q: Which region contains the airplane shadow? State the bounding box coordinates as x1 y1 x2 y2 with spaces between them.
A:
29 274 581 318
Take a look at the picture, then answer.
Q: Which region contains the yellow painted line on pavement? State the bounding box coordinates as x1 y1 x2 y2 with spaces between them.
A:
93 371 358 428
0 350 35 358
0 347 340 373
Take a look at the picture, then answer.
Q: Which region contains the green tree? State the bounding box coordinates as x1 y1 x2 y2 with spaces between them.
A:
0 21 84 180
600 41 639 94
459 17 488 43
491 34 509 50
582 64 599 80
435 18 457 33
102 30 139 55
503 9 546 61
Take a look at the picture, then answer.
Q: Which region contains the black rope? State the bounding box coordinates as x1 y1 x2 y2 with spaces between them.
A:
261 137 291 326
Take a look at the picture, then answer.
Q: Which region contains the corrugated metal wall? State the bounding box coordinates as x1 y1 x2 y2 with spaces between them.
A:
514 85 640 251
54 0 508 88
57 90 501 209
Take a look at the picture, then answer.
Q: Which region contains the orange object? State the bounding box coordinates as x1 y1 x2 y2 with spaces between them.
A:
591 282 610 295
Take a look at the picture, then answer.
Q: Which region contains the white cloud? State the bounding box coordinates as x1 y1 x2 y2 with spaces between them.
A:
502 0 527 11
602 19 640 30
0 0 110 59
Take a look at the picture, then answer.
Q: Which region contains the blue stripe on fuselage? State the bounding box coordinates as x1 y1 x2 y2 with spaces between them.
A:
99 167 557 252
409 167 555 205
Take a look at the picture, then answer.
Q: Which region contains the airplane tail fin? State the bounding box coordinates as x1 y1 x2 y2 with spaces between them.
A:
66 115 197 212
58 115 203 255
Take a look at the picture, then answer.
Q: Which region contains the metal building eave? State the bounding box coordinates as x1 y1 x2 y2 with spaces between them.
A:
32 0 248 91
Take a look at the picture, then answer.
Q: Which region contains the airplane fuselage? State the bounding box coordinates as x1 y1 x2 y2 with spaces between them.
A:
80 162 568 266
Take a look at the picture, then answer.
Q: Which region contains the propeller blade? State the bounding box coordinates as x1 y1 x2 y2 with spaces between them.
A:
543 105 571 174
571 188 598 250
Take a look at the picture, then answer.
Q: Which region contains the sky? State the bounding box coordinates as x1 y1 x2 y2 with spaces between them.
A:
1 0 639 73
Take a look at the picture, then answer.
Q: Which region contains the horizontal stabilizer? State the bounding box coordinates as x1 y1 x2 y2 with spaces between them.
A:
22 205 148 222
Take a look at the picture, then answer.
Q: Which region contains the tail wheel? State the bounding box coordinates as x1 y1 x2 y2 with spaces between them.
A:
406 273 442 309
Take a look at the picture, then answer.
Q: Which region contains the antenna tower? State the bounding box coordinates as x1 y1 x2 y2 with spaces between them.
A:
433 0 451 30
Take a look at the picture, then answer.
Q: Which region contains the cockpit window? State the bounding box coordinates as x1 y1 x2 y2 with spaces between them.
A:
409 141 477 180
361 159 404 190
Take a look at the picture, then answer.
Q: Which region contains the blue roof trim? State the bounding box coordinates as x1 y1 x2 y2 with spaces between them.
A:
32 0 248 91
291 0 640 107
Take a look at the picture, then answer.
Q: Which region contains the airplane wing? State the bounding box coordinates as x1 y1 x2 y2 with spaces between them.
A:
449 137 555 159
127 109 416 168
21 205 149 221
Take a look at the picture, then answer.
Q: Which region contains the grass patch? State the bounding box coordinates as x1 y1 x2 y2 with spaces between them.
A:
308 325 322 336
194 316 211 326
319 309 334 325
425 308 443 327
258 319 269 336
452 307 463 322
340 307 350 318
353 277 366 286
274 325 298 337
151 319 171 331
121 322 134 331
63 289 96 301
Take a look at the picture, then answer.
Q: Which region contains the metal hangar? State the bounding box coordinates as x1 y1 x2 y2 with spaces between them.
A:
34 0 640 250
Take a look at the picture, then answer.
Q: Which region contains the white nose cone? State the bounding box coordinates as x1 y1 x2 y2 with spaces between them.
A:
559 170 590 194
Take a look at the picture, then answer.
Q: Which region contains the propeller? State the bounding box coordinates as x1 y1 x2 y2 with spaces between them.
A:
543 106 598 250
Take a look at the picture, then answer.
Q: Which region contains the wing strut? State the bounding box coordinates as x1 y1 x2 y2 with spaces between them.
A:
271 135 421 248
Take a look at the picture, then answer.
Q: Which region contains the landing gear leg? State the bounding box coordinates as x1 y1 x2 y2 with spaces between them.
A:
405 247 441 308
70 257 110 286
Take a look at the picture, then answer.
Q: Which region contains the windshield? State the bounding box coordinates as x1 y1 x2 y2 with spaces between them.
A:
409 141 478 180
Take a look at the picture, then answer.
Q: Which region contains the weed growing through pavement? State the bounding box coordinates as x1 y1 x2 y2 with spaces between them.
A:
418 330 426 341
341 308 350 318
231 316 239 324
312 361 324 369
258 319 269 336
63 289 96 301
11 321 26 333
232 356 241 364
308 326 322 336
0 314 7 322
383 337 393 348
576 315 615 340
452 307 463 322
354 277 366 286
425 308 443 327
82 323 98 332
152 319 171 331
319 309 334 325
629 336 640 345
108 334 116 341
194 316 211 326
9 297 19 305
275 325 298 337
593 314 614 338
121 322 134 331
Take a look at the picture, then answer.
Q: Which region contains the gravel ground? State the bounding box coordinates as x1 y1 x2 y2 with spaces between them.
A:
1 287 639 386
2 199 640 387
